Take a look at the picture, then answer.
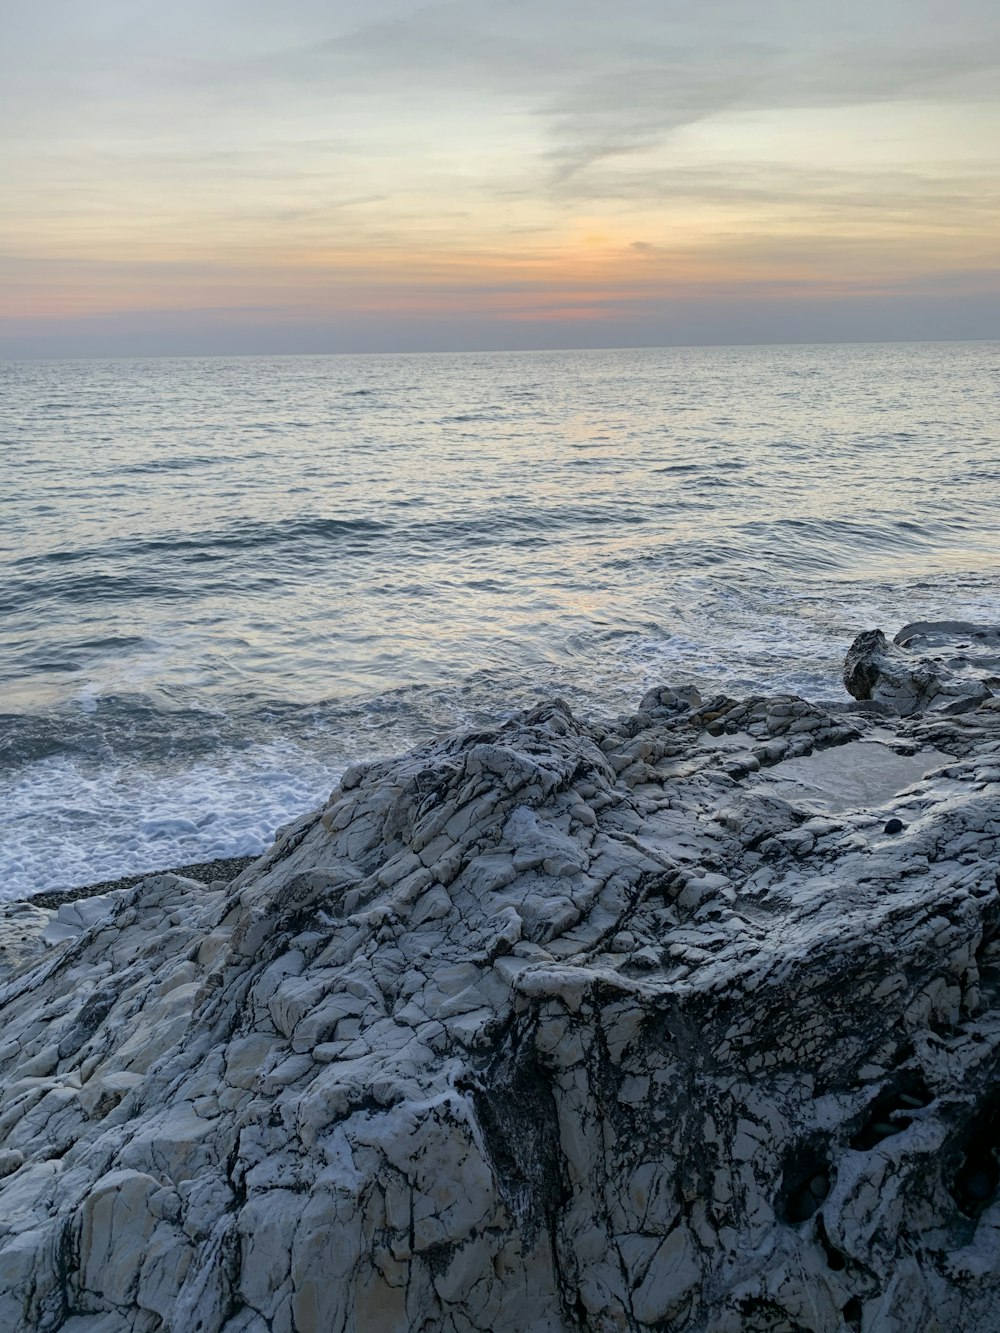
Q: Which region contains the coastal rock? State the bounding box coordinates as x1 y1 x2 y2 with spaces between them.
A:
0 667 999 1330
895 621 1000 691
843 626 995 715
0 901 51 983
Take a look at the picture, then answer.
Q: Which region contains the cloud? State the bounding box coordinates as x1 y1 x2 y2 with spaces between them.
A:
286 1 1000 185
537 32 1000 184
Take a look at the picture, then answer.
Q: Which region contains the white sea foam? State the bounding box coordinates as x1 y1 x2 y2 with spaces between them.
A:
0 742 341 900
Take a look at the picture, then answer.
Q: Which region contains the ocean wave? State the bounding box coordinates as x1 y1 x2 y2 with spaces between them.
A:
22 515 389 565
7 506 666 596
0 742 337 899
0 698 228 768
0 572 189 615
121 455 222 474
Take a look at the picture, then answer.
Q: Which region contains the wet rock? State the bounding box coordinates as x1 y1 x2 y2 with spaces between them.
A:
0 659 999 1331
894 620 1000 666
844 627 994 716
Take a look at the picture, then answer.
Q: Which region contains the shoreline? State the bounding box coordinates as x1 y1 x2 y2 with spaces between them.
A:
27 853 258 911
18 624 997 914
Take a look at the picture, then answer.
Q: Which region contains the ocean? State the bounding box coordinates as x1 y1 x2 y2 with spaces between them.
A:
2 342 998 899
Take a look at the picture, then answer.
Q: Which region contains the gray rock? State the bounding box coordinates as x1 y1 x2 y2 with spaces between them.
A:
895 621 1000 693
894 619 1000 654
844 627 994 715
0 900 51 982
0 673 999 1331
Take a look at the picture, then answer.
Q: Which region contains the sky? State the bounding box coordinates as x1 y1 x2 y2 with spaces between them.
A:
2 0 999 356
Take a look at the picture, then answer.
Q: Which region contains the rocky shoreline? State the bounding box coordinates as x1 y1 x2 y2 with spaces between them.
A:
1 622 999 1331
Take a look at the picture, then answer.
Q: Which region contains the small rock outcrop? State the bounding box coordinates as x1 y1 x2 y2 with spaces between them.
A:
0 649 999 1331
843 624 995 715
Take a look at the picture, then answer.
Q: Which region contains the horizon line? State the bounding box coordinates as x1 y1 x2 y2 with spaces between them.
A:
2 333 997 364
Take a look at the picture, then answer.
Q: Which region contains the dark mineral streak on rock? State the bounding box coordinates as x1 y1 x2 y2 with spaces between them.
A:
0 624 999 1330
463 1017 568 1245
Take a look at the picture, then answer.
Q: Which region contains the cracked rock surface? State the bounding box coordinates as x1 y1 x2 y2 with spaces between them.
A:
2 637 1000 1331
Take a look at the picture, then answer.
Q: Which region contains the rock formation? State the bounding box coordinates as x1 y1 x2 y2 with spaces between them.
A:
843 623 996 715
2 628 1000 1331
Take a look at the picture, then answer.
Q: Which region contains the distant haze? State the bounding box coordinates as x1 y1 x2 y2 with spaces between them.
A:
2 0 998 357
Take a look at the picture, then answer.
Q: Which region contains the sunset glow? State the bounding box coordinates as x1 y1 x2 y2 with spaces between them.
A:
2 0 998 354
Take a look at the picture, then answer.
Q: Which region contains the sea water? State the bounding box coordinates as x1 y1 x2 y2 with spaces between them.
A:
2 342 998 897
